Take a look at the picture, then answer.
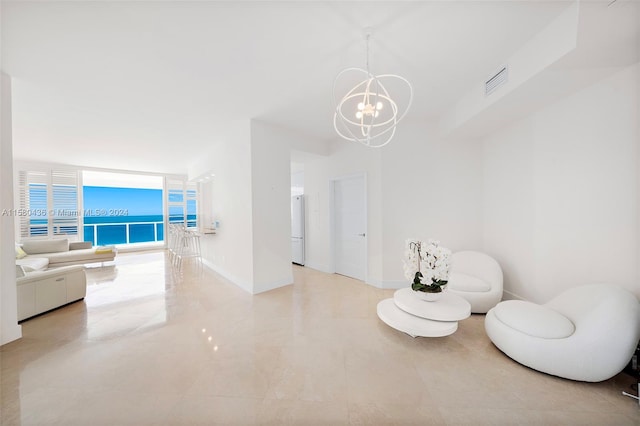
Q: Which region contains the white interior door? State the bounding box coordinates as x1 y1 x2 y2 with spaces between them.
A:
333 175 366 281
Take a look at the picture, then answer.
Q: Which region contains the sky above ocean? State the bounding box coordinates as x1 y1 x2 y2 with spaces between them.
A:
83 186 163 216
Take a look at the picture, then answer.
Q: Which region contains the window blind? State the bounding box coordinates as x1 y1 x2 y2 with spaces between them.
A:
17 169 79 239
51 170 79 236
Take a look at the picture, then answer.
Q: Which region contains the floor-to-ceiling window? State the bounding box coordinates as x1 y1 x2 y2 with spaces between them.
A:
82 171 164 246
16 166 198 248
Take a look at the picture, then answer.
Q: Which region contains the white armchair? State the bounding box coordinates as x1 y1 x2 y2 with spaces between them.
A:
485 284 640 382
447 251 503 313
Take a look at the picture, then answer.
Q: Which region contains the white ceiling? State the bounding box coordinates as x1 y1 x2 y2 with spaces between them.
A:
0 1 591 174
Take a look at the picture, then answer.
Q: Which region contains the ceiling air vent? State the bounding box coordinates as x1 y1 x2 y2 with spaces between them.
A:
485 66 508 96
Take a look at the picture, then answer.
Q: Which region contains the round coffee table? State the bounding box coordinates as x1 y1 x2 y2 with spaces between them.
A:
377 288 471 337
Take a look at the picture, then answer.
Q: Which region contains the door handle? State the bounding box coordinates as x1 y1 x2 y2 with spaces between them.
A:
357 233 366 237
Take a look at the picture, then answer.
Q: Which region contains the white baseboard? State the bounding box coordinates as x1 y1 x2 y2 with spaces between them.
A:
253 275 293 294
502 289 526 301
201 259 293 295
303 261 332 274
365 278 383 288
365 279 407 289
201 259 253 294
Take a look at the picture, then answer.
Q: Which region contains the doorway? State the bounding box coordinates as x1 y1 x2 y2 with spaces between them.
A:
331 174 367 281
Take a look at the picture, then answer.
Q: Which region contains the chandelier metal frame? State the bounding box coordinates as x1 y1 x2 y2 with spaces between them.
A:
333 31 413 148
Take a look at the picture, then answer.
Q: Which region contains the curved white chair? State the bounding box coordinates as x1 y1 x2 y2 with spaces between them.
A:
485 284 640 382
447 251 503 313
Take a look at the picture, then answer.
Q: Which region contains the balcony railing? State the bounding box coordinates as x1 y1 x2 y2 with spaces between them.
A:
27 216 196 246
83 220 165 246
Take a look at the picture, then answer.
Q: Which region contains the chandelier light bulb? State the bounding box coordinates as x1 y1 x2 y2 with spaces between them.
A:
376 101 383 110
357 102 364 110
356 111 363 119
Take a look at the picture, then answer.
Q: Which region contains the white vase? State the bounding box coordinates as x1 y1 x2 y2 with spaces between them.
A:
414 290 442 302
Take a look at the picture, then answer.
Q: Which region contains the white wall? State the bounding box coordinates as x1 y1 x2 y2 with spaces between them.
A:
303 121 484 288
482 119 536 300
1 72 22 345
381 121 484 287
190 120 255 292
189 67 639 306
189 120 323 294
249 120 294 293
483 63 640 303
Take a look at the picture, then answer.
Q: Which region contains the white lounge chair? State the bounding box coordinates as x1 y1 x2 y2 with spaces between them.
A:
485 284 640 382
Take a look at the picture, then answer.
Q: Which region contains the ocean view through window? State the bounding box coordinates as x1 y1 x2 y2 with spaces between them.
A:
81 171 197 247
17 169 196 246
82 186 164 246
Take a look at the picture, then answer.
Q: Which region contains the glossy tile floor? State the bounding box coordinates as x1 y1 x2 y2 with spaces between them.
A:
1 251 639 425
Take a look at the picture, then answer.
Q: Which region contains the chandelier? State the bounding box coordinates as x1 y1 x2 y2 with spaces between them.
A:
333 30 413 148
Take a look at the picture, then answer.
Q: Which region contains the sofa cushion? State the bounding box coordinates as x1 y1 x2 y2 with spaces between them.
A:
16 257 50 272
493 300 575 339
46 248 114 265
15 244 27 259
448 272 491 292
22 239 69 254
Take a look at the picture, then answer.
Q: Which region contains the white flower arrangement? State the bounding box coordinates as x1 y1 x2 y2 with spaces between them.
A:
403 238 452 293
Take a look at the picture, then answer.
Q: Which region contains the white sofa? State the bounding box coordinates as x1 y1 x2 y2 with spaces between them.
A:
16 264 87 321
485 284 640 382
16 238 116 270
